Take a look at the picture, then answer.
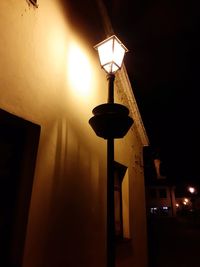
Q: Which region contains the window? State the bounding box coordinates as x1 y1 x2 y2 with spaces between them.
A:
159 188 167 198
150 188 157 199
150 207 158 214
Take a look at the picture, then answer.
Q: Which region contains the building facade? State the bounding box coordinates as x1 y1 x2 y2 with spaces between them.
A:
0 1 149 267
146 182 176 217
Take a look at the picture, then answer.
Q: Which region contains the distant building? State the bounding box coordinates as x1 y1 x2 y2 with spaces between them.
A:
144 147 176 217
145 180 176 217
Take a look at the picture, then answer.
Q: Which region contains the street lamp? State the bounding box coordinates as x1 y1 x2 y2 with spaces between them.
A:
94 35 128 74
89 35 133 267
188 186 197 213
188 186 195 194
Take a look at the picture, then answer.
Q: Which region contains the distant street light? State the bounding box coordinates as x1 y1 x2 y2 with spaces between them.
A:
89 35 133 267
188 186 195 194
188 186 197 213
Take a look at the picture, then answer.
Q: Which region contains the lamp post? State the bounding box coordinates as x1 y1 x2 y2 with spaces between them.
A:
188 186 197 213
188 186 195 194
89 35 133 267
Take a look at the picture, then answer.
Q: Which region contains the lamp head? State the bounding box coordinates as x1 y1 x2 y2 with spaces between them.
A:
188 186 195 194
94 35 128 74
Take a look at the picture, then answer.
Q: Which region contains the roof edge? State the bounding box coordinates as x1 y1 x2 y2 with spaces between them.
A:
118 65 149 147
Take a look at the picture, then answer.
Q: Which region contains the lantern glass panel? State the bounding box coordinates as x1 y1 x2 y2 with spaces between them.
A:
95 35 127 74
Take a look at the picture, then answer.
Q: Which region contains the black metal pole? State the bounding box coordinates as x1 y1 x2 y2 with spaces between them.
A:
107 138 115 267
107 73 115 267
107 74 115 104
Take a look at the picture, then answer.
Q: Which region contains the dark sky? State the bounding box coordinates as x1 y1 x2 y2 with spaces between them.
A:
105 0 200 183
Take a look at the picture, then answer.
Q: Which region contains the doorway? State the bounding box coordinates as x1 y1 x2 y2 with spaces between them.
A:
0 109 40 267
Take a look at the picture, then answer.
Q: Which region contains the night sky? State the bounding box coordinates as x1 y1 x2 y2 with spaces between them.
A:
105 0 200 184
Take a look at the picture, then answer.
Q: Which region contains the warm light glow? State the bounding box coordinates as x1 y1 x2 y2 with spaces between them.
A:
184 198 189 203
183 201 187 205
188 186 195 194
67 42 92 97
94 35 128 74
176 203 179 207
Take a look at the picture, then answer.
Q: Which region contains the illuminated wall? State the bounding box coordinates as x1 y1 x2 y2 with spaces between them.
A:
0 1 148 267
112 103 148 267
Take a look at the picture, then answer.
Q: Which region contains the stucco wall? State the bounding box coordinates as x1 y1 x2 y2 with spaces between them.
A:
0 1 148 267
115 75 148 267
115 127 148 267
